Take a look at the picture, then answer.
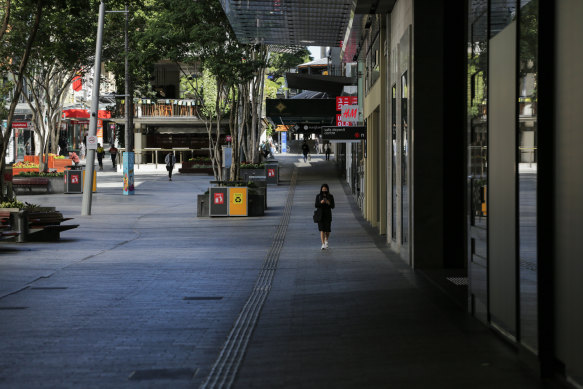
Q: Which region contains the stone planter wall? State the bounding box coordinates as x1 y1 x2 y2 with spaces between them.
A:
47 177 65 194
240 168 264 181
197 194 210 217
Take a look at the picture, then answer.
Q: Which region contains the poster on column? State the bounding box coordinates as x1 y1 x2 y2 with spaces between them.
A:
123 151 135 195
281 132 287 154
97 119 103 144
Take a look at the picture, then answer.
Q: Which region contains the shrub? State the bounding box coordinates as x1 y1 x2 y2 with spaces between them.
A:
240 162 264 169
17 171 64 177
0 200 40 210
13 161 39 168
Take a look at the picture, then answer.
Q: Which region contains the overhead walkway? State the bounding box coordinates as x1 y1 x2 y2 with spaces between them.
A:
0 155 555 388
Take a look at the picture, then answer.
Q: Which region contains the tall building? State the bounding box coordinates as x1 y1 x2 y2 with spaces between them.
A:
221 0 583 385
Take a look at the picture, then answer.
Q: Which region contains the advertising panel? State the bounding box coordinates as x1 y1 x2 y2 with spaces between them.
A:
322 126 367 141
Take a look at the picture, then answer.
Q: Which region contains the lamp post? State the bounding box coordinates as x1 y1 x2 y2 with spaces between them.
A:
81 2 133 215
81 1 105 215
122 2 135 196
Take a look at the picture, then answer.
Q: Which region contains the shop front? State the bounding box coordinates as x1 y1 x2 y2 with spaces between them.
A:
62 108 112 155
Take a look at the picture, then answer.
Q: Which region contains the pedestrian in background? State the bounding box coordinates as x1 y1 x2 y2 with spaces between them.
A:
301 140 309 162
96 143 105 171
325 143 331 160
315 183 335 250
165 152 176 181
80 142 86 160
69 152 80 167
109 145 118 171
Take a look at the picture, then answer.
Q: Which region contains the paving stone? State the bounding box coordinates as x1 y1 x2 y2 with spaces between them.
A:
0 159 549 389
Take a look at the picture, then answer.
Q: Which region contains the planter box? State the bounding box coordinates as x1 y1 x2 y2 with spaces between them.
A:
197 194 209 217
182 160 212 168
12 176 64 194
24 156 39 164
50 158 73 172
248 194 265 216
240 168 264 181
12 168 38 175
46 177 65 194
179 167 214 175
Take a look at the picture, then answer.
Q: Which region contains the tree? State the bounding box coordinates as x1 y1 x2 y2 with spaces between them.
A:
268 49 311 79
21 1 101 171
142 0 266 180
0 0 43 201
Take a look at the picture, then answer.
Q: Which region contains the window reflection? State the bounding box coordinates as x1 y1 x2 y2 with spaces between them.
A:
401 71 408 246
392 84 397 241
518 0 538 353
467 0 489 322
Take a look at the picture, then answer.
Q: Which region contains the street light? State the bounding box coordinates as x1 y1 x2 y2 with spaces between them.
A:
81 1 105 216
81 2 133 215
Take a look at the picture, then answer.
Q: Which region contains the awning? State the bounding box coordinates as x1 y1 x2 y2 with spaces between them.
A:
62 109 111 119
285 73 356 96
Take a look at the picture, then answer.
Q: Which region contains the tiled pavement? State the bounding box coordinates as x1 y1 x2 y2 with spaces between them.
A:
0 156 554 388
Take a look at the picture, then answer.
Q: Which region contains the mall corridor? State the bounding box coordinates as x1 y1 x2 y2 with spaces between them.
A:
0 156 555 388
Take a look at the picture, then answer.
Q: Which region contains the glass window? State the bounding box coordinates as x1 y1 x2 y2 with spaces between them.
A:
467 0 489 322
518 0 538 353
392 84 397 241
401 71 408 245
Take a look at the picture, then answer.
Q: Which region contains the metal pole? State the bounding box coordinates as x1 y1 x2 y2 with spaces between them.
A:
81 1 105 216
122 2 135 195
124 3 130 151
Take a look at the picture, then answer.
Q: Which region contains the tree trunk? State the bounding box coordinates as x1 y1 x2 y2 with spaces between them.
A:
0 0 43 201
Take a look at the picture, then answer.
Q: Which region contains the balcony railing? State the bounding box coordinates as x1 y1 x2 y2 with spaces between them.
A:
113 98 201 119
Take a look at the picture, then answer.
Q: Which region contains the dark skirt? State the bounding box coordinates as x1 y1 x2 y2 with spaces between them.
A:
318 215 332 232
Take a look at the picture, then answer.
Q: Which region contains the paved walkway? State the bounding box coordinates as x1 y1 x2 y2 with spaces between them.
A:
0 156 553 388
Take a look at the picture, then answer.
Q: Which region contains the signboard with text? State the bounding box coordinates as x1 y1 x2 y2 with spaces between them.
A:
335 96 358 126
322 126 367 141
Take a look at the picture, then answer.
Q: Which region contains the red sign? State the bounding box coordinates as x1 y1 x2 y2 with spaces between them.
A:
214 193 224 205
72 75 83 92
267 168 275 177
71 174 80 184
336 115 354 127
335 96 358 111
225 135 232 142
12 122 28 128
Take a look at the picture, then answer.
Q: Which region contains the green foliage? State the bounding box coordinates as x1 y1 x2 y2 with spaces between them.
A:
103 0 158 97
0 200 40 210
16 172 63 177
188 156 211 163
268 49 311 79
240 163 264 169
265 124 274 138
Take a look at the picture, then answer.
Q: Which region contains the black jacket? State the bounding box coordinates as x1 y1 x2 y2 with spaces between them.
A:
315 193 335 220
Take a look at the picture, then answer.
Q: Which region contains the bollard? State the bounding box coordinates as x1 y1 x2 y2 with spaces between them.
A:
12 210 29 243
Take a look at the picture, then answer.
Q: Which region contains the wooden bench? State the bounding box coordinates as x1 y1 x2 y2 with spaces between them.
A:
0 213 19 240
27 211 79 241
12 177 50 193
0 210 78 242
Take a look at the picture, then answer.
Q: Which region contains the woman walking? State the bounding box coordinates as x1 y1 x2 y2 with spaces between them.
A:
315 183 335 249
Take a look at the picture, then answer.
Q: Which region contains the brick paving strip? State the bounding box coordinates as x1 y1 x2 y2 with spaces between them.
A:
200 168 297 389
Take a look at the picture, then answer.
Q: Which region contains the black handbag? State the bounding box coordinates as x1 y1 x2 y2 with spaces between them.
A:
313 208 322 223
